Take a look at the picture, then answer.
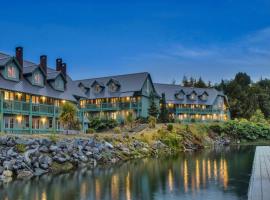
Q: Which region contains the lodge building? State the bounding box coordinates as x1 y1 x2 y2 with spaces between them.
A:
0 47 230 134
154 83 230 122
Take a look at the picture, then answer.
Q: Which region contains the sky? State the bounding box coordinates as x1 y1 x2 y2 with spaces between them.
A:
0 0 270 84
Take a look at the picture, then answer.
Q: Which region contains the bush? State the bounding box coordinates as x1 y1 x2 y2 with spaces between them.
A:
16 144 26 153
190 118 196 123
167 124 173 132
89 117 118 131
86 128 95 134
49 133 58 143
113 127 121 134
148 116 157 128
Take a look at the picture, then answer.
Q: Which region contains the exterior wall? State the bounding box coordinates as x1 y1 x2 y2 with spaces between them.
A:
0 89 85 134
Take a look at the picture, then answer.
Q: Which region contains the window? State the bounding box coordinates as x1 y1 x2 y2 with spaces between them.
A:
94 84 102 93
55 76 64 91
33 71 44 86
7 65 17 79
109 82 118 92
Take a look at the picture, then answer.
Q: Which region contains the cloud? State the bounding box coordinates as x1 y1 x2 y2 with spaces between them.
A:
122 27 270 83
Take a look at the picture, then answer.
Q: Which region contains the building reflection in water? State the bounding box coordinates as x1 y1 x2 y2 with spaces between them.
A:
195 159 200 191
111 174 119 200
214 160 218 180
202 159 206 188
126 172 131 200
95 179 101 200
184 160 188 193
207 160 211 179
168 169 173 192
41 191 47 200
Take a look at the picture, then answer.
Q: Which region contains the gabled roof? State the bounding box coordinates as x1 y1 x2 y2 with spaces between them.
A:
75 72 150 99
0 52 86 101
154 83 227 105
91 80 105 88
106 78 121 86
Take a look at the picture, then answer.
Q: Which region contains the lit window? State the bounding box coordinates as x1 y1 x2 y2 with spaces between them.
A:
33 71 43 86
7 66 17 79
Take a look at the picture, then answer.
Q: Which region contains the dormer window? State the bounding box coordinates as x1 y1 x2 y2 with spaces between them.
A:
55 76 64 91
109 82 118 92
33 71 44 86
175 90 185 100
188 91 197 100
7 65 18 79
94 84 102 93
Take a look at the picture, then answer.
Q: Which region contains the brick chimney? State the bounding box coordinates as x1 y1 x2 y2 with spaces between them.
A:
56 58 62 72
40 55 47 75
15 46 23 79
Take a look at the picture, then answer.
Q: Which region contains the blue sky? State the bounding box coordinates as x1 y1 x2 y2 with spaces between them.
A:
1 0 270 84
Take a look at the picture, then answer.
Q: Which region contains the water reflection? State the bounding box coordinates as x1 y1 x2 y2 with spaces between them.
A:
0 146 254 200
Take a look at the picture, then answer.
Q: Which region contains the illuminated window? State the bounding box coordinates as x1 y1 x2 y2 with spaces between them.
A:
33 71 44 86
7 65 18 79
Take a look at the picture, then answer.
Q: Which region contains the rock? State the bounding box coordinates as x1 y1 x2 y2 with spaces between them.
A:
79 155 88 162
39 155 52 166
7 148 18 157
24 148 38 165
39 146 49 153
49 145 58 152
152 140 166 149
85 151 93 156
104 142 114 149
53 155 67 163
3 160 16 170
15 138 29 145
34 168 48 176
0 166 4 174
17 170 33 179
2 170 13 177
40 163 49 170
0 137 8 145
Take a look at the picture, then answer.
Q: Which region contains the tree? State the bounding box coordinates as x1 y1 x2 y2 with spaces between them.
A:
59 102 81 130
159 93 169 123
250 109 268 124
182 76 189 86
125 112 134 129
148 92 159 118
194 77 207 88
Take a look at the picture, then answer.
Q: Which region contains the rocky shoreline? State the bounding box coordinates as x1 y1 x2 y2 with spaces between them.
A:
0 135 174 182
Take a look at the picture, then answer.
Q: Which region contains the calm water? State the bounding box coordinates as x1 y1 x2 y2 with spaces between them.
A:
0 146 255 200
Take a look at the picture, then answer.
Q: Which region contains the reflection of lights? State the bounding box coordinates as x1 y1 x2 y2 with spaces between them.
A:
111 175 119 200
80 182 87 199
223 160 228 189
95 179 101 200
220 159 224 184
214 160 217 180
126 172 131 200
184 160 188 193
41 191 47 200
202 160 206 187
191 173 195 194
196 160 200 191
168 169 173 192
207 160 211 179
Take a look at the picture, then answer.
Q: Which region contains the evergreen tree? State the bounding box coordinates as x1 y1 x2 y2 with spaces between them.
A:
148 92 159 118
194 77 207 88
158 93 169 123
182 76 189 86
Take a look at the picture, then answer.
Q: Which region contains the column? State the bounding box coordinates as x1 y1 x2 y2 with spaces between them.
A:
29 96 33 134
0 91 3 133
53 104 56 133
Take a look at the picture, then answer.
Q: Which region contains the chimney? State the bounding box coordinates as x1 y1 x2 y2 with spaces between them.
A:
15 46 23 67
40 55 47 75
61 63 67 77
56 58 62 72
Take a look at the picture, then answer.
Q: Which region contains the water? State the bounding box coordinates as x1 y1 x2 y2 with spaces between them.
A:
0 146 255 200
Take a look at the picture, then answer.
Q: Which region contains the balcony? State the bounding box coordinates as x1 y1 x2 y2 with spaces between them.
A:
82 101 142 112
175 107 224 114
2 100 60 116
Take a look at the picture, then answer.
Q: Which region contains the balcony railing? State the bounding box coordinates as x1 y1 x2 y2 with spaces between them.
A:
2 100 60 116
82 101 142 111
175 107 224 114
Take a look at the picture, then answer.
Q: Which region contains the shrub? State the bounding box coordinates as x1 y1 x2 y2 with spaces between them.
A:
167 124 173 132
89 117 118 131
16 144 26 153
125 112 134 129
113 127 121 134
86 128 95 134
190 118 196 123
148 116 157 128
49 133 58 143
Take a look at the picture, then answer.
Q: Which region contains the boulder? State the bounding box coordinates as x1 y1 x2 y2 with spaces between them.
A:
34 168 48 176
39 146 49 153
17 170 33 179
39 155 53 166
2 170 13 177
104 142 114 149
